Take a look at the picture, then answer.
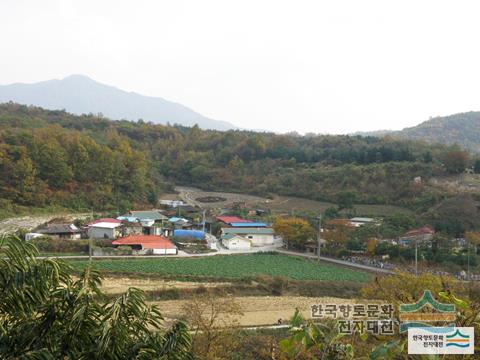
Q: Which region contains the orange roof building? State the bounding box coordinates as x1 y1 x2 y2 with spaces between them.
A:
112 235 177 255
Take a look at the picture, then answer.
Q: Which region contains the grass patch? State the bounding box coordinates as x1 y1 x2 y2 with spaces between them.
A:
69 253 370 282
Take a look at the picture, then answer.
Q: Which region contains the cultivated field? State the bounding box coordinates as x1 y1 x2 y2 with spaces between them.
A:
70 253 370 282
174 186 412 216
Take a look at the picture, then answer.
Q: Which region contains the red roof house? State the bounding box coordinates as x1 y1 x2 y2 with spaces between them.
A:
112 235 177 254
404 226 434 237
399 226 435 246
216 216 253 225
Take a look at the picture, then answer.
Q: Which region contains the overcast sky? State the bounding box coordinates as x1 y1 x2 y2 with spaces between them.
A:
1 1 480 134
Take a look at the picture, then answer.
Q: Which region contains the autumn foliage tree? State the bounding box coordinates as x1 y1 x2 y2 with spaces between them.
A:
323 219 354 253
273 217 314 249
442 149 470 174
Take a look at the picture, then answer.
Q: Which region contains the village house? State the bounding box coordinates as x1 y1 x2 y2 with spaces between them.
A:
398 226 435 246
169 217 191 230
112 235 178 255
349 217 378 227
221 227 275 246
159 199 185 207
87 221 123 239
222 233 252 250
127 210 168 224
216 216 252 225
37 223 82 240
120 220 144 236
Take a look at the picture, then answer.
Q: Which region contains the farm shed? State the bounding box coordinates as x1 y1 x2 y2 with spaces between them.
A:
112 235 178 255
87 222 122 239
222 227 274 247
37 224 82 240
221 234 251 250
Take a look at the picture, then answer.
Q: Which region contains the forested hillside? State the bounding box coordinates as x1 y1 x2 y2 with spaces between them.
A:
0 103 471 213
389 112 480 153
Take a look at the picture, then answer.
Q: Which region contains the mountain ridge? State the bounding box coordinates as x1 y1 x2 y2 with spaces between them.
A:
353 112 480 153
0 75 236 131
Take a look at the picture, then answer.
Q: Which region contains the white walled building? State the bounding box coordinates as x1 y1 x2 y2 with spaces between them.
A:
222 227 275 247
222 234 252 250
87 222 122 239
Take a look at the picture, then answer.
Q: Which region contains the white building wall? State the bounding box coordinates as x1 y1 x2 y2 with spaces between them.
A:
152 248 177 255
246 234 274 246
223 236 251 250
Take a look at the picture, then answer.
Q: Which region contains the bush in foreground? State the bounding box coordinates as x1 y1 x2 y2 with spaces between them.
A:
0 236 192 359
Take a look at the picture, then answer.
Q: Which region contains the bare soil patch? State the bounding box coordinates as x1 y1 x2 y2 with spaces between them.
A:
0 213 90 235
100 276 232 295
152 296 365 327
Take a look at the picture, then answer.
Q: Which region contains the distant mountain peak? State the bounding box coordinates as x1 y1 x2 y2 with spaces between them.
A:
62 74 95 82
0 75 236 131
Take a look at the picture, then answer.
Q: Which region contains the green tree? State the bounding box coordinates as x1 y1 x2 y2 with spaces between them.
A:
279 309 354 359
474 159 480 174
0 236 193 359
336 191 357 211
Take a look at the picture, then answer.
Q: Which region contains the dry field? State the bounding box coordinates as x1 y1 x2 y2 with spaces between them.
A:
174 186 411 216
152 296 366 327
100 276 231 295
100 276 369 327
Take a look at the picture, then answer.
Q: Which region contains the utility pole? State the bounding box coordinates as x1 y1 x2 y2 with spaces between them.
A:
89 238 92 261
202 209 206 233
415 238 418 276
317 214 322 261
89 208 93 261
467 239 470 282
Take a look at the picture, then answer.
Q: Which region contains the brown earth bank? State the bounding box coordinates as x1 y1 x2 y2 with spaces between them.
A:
151 296 371 327
0 213 90 235
100 276 232 294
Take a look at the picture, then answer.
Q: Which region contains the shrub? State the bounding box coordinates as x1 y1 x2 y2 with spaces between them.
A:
31 237 89 254
117 245 133 255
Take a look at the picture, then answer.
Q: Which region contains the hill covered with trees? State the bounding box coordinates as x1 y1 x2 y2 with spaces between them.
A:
384 112 480 153
0 103 474 215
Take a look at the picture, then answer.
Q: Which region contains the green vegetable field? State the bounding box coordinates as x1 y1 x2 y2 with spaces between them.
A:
70 253 370 282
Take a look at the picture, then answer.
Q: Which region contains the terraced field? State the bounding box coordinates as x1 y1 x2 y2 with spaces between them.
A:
70 253 370 282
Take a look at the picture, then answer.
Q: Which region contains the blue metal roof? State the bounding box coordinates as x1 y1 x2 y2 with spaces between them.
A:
169 217 188 223
229 222 268 227
173 230 205 239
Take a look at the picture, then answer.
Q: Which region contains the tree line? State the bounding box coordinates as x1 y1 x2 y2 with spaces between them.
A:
0 103 475 213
